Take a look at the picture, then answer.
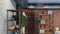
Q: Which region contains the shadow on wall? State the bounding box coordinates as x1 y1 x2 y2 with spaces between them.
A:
10 0 16 8
13 0 28 8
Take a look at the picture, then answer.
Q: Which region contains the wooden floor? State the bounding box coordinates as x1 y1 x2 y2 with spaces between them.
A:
45 31 53 34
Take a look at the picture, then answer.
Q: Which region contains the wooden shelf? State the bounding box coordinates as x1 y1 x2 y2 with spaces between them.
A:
38 14 52 16
7 10 21 34
8 29 19 31
8 20 18 21
37 11 53 33
7 10 19 12
38 19 52 20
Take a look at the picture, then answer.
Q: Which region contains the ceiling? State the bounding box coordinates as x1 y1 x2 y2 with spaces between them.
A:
14 0 60 8
28 0 60 3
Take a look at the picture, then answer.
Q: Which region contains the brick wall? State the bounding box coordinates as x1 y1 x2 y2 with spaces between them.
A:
22 9 60 34
53 10 60 27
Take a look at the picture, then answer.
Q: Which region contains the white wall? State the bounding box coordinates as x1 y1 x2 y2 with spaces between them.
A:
0 0 16 34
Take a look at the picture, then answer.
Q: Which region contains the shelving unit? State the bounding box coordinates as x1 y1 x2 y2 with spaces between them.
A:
7 10 22 34
38 11 53 34
7 9 54 34
34 10 54 34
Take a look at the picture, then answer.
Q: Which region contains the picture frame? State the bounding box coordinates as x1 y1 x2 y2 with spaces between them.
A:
40 20 45 24
48 10 53 14
39 29 45 33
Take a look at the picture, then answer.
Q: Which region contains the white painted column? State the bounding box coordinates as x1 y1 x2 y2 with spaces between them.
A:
0 0 16 34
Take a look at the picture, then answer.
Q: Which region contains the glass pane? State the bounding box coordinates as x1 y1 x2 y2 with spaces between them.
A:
8 31 13 34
